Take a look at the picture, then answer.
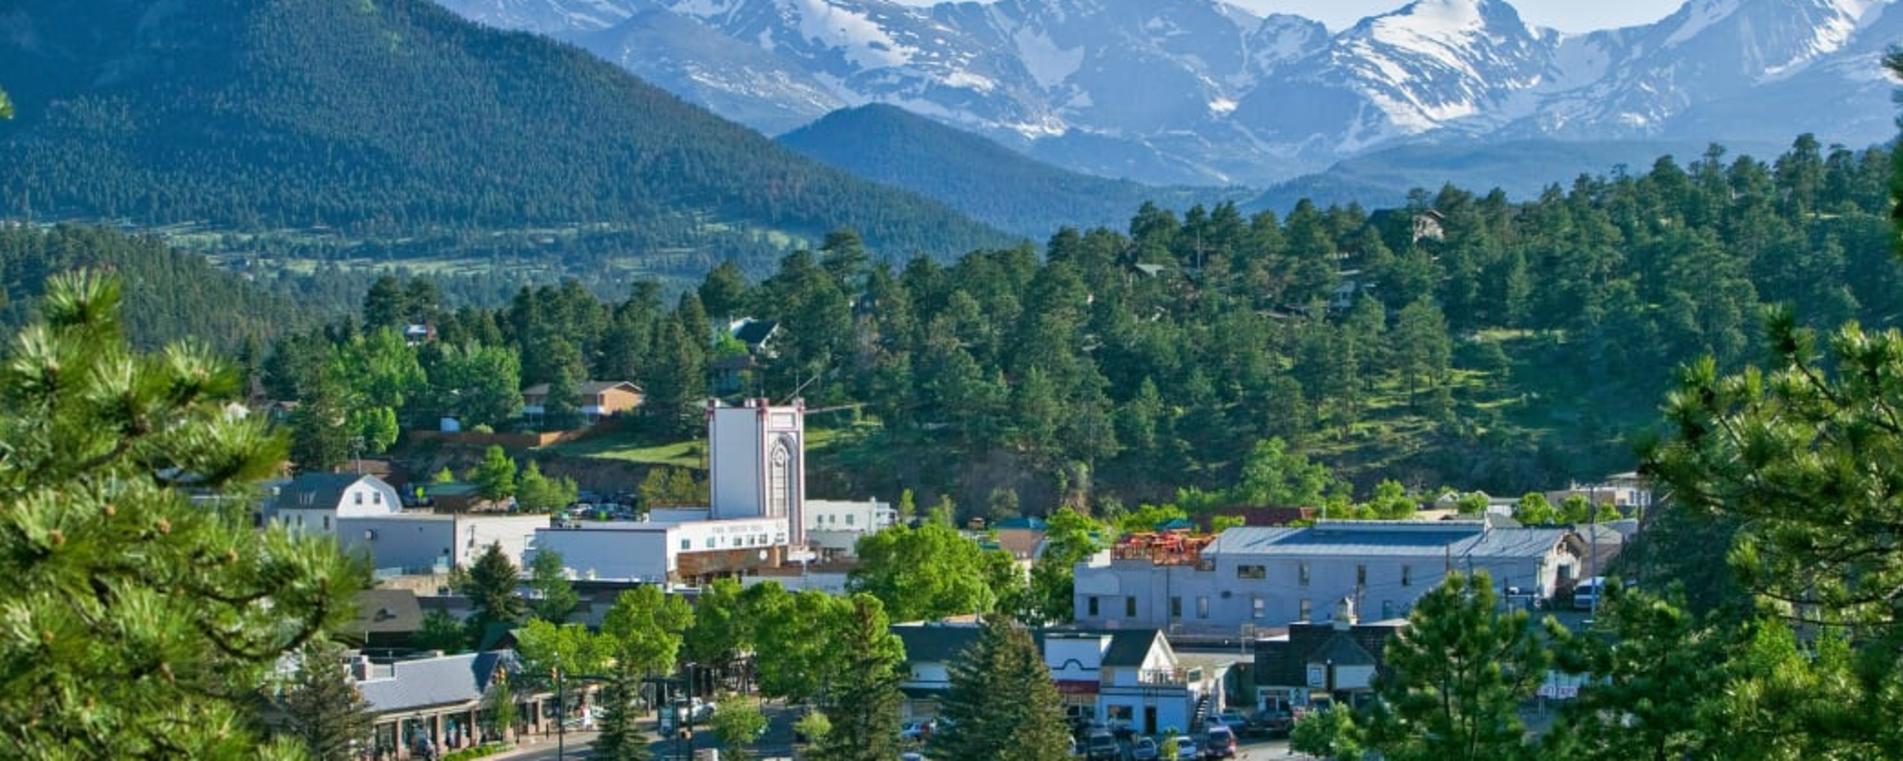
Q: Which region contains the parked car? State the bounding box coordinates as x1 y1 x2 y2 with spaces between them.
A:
1171 736 1200 760
1248 708 1293 738
1574 576 1607 610
1085 730 1119 761
901 720 936 742
1108 718 1138 740
1130 737 1160 761
1204 726 1237 759
1213 709 1248 731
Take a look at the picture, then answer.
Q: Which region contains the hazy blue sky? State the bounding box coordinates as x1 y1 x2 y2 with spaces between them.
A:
1237 0 1679 33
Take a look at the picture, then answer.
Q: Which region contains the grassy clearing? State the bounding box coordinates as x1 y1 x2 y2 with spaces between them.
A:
542 423 864 469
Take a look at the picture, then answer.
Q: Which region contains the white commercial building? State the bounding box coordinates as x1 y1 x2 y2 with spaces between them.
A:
805 499 896 557
338 514 549 576
1074 520 1586 635
528 399 886 585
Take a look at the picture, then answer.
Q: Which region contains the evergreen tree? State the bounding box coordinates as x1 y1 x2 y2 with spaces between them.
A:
699 261 751 321
273 642 375 761
469 445 518 501
458 542 526 638
542 366 584 430
592 663 654 761
529 549 579 622
934 616 1072 761
813 596 905 761
0 271 360 758
1350 571 1550 761
415 609 470 653
291 371 352 471
517 460 578 513
647 318 706 437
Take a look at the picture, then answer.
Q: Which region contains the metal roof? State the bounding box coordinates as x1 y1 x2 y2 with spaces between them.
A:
357 651 515 714
1209 522 1568 560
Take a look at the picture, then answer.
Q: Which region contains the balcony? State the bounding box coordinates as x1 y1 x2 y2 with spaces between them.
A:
1130 666 1203 687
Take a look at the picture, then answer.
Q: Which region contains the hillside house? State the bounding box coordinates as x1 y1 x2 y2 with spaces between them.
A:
521 380 643 423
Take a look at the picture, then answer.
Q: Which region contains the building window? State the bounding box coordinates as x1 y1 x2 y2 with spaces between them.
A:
1170 597 1182 618
1299 563 1310 586
1299 598 1311 621
1196 596 1209 619
1402 565 1412 586
768 441 792 518
1356 564 1367 587
1237 564 1265 580
845 514 855 526
1382 600 1395 619
680 539 690 550
1125 596 1137 617
1087 596 1099 617
705 537 716 549
1252 596 1265 619
354 492 364 505
373 492 382 505
322 515 330 530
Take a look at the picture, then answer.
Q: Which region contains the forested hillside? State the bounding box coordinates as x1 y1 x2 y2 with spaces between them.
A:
779 105 1240 238
264 135 1902 513
0 225 309 350
0 0 1009 275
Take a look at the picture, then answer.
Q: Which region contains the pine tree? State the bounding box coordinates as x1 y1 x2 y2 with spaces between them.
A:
469 445 518 501
291 371 352 471
592 663 653 761
458 542 526 638
529 549 579 622
934 616 1072 761
813 595 905 761
0 272 361 757
542 365 584 431
1355 571 1550 761
274 642 376 761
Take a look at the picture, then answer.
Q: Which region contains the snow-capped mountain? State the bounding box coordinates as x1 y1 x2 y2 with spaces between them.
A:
436 0 1903 186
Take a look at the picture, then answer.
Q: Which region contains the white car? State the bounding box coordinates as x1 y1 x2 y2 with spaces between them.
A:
1171 737 1200 760
1574 576 1607 610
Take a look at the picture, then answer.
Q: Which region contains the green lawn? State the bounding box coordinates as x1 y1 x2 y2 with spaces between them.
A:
542 424 862 469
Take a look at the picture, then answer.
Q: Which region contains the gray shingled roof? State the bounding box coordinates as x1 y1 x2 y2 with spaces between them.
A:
357 651 515 714
733 319 780 346
892 624 983 664
1102 630 1164 668
1308 632 1376 667
272 473 374 513
351 589 424 636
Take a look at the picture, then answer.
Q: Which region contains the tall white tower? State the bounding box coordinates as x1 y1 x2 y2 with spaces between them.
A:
708 398 806 545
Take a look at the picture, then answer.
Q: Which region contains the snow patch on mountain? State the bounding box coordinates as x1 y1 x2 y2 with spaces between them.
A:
1011 27 1085 88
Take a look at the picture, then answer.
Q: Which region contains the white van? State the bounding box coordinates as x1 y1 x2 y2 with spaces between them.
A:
1573 577 1606 610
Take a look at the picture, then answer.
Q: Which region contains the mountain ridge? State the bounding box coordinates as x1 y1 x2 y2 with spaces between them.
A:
439 0 1903 189
0 0 1013 273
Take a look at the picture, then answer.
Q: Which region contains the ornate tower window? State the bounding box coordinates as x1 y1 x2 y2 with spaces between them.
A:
768 441 791 518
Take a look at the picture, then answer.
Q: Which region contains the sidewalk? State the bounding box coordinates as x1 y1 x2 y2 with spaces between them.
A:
480 730 601 761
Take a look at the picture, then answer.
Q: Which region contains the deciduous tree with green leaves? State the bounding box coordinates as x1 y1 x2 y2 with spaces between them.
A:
0 272 361 758
850 522 998 621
